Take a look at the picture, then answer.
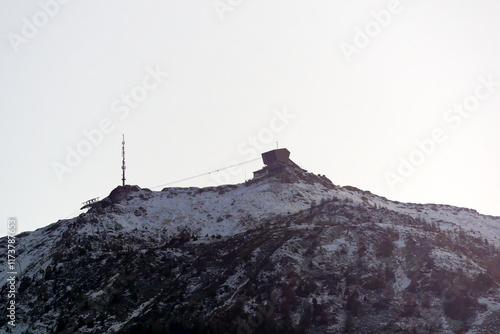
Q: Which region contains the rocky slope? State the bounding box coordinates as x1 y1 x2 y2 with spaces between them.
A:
1 167 500 333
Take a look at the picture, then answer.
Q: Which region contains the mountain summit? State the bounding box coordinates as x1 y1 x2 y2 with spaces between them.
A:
1 149 500 333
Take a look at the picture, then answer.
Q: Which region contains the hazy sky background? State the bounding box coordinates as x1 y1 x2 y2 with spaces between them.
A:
1 0 499 235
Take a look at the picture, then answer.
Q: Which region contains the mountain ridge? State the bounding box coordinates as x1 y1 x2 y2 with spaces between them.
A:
1 167 500 333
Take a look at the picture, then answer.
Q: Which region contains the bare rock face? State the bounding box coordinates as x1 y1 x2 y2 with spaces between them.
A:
1 173 500 333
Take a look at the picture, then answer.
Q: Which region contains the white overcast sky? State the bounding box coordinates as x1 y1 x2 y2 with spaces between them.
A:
1 0 499 235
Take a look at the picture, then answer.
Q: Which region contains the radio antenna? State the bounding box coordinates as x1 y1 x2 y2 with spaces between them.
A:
122 134 126 186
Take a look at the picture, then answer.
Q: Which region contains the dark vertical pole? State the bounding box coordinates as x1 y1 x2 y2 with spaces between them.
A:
122 134 126 186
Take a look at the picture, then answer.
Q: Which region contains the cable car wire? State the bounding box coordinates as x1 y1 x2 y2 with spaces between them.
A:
149 157 261 189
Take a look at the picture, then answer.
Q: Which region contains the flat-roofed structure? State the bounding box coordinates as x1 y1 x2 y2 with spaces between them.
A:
262 148 292 166
253 148 302 179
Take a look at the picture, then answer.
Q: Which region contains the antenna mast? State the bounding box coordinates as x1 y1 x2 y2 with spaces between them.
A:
122 134 126 186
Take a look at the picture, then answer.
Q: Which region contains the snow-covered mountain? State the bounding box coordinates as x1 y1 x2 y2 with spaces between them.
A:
1 158 500 333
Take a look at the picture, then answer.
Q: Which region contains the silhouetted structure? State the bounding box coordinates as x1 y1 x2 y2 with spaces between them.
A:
80 197 100 210
253 148 302 179
122 134 126 186
262 148 293 166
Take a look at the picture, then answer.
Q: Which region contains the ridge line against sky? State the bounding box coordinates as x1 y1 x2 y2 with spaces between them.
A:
1 0 499 234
